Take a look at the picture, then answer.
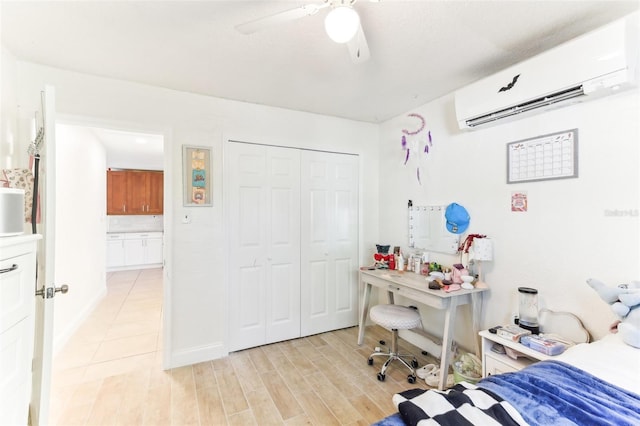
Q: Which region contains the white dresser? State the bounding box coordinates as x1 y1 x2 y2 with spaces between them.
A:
0 234 41 425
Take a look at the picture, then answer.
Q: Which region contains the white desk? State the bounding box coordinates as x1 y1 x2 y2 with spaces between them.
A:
358 269 487 390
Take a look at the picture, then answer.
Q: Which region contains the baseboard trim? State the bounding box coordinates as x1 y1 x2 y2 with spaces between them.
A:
107 263 162 272
52 286 107 356
168 342 227 369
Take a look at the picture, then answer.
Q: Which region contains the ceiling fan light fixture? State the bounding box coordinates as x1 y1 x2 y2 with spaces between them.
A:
324 6 360 44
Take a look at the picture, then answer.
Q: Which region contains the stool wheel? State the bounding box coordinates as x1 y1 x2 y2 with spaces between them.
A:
379 340 386 346
377 373 386 382
367 358 373 366
408 375 416 384
411 359 419 368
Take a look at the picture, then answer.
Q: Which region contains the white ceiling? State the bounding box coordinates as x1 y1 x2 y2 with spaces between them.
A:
2 1 638 160
3 0 639 123
88 127 164 170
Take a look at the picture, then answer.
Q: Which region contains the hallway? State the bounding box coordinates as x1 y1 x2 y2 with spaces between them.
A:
49 268 164 424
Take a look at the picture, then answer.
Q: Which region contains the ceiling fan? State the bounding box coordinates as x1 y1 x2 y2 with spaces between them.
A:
235 0 373 64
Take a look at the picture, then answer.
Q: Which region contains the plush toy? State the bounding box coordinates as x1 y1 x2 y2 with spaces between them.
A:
587 278 640 348
374 244 392 269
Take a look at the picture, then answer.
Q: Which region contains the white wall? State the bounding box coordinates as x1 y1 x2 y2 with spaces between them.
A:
378 89 640 351
10 45 635 367
52 124 108 351
12 60 380 368
0 46 20 169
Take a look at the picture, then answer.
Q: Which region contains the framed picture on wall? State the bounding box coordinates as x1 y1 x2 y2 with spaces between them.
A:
182 145 212 206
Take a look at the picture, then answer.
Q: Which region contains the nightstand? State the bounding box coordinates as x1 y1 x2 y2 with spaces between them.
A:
479 329 551 377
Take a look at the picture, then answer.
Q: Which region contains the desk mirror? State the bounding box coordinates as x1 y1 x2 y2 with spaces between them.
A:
409 205 459 254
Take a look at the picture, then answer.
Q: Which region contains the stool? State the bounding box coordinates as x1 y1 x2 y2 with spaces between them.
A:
367 304 421 383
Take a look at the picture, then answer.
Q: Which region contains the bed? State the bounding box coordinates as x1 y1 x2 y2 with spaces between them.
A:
374 332 640 426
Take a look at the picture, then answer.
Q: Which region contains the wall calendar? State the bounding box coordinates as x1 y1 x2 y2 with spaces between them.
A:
507 129 578 184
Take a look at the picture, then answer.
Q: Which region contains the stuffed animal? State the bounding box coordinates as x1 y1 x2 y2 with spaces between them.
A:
587 278 640 348
374 244 394 269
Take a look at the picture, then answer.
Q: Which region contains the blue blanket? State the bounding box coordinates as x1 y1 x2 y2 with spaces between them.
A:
480 360 640 426
374 361 640 426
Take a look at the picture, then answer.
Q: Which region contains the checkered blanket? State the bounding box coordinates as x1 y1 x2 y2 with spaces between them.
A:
392 382 528 426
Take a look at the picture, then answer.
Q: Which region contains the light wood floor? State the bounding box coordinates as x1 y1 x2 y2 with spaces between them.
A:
50 268 438 425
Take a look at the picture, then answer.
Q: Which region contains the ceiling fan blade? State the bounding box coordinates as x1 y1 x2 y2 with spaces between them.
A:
347 23 370 64
236 3 328 34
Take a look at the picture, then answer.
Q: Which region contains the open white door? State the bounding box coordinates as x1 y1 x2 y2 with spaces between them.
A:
30 85 59 426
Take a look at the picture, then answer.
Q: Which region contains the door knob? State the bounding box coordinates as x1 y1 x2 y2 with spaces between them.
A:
36 284 70 299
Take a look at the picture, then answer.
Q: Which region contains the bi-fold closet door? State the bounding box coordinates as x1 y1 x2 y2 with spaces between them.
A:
300 151 359 336
227 142 301 352
227 141 358 352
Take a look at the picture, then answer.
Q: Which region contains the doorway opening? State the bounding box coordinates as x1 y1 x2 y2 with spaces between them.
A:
47 121 169 424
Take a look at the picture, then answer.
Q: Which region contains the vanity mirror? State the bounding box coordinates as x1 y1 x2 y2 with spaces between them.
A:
408 204 460 254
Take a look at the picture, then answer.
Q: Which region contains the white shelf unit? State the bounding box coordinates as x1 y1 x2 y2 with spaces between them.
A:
479 329 551 377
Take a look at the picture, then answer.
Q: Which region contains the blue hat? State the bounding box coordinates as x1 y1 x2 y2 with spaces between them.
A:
445 203 470 234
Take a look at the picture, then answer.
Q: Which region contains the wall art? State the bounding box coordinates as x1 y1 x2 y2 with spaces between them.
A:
182 145 212 206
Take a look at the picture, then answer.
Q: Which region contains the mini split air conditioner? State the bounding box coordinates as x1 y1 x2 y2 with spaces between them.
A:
454 12 639 130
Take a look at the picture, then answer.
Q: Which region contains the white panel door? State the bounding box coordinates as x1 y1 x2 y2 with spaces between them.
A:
227 142 300 352
265 148 301 344
300 151 359 336
31 85 57 426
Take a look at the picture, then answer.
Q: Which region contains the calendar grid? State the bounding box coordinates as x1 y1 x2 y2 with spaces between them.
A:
507 129 578 183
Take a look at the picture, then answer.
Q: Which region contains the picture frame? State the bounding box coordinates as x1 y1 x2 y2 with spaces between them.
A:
182 145 212 206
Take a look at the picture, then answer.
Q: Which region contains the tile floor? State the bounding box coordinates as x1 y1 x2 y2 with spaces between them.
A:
49 268 436 425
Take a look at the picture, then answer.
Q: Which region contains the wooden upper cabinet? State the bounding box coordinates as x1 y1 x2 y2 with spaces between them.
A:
107 170 164 215
147 171 164 214
126 171 148 214
107 171 128 214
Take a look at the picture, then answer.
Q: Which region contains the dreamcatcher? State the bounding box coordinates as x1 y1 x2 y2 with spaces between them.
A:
401 113 433 184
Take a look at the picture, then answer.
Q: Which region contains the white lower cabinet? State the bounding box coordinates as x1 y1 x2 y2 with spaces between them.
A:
106 232 163 270
0 235 40 426
145 236 163 264
106 236 125 268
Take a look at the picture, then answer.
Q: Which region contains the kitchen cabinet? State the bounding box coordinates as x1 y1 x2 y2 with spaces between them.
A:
146 171 164 214
106 234 126 268
0 235 41 425
106 232 163 270
107 170 163 215
144 236 163 264
106 171 128 214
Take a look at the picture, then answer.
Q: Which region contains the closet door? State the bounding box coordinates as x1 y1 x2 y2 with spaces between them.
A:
227 142 301 352
300 151 359 336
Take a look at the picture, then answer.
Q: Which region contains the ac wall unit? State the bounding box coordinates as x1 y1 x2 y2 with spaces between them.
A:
454 12 639 130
